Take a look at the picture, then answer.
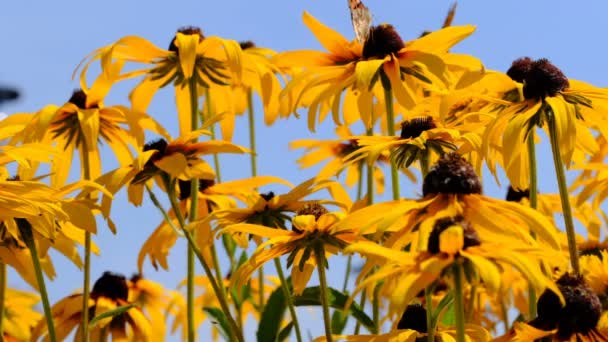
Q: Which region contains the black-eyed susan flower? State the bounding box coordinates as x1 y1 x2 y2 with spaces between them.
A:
276 12 480 132
338 153 562 252
221 203 361 295
2 84 168 186
79 27 242 136
344 215 561 320
32 272 152 341
482 57 608 190
128 274 174 339
290 126 416 195
496 273 608 341
137 176 286 271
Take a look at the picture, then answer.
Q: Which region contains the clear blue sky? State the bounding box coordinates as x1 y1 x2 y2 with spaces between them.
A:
1 1 607 340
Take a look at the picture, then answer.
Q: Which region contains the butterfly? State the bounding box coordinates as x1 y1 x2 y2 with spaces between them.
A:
348 0 372 43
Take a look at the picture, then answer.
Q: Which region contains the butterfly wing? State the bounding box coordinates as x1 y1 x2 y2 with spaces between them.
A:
348 0 372 43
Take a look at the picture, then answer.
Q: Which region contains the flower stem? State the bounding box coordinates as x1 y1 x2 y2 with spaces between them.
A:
0 262 6 339
453 262 466 342
273 258 303 342
315 244 333 342
144 184 183 236
382 83 400 201
425 287 435 342
366 128 375 206
164 176 243 342
203 88 223 183
526 132 538 319
246 89 265 313
187 78 200 342
80 144 92 342
18 219 56 342
546 108 580 274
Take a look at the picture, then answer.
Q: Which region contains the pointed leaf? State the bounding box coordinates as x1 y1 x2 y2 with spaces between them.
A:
89 303 136 328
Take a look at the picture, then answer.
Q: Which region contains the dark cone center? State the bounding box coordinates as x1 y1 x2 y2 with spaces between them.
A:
362 24 405 60
178 178 216 201
296 202 328 220
505 186 530 202
533 273 602 339
169 26 204 53
506 57 534 83
260 191 275 201
506 57 569 100
400 117 437 139
91 271 129 301
427 216 481 254
68 89 98 110
239 41 256 50
422 153 482 196
397 304 428 333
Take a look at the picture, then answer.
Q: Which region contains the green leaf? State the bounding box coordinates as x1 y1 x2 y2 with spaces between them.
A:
331 310 348 334
257 280 289 342
277 322 294 342
89 303 136 328
204 306 230 340
294 286 376 333
441 302 456 326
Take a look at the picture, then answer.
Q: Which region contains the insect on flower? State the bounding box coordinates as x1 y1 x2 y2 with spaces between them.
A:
348 0 372 43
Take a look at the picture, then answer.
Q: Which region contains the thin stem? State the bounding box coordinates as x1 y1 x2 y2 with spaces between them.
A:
372 283 380 333
342 167 363 294
18 220 56 342
187 78 200 342
144 184 183 236
247 88 258 178
425 288 435 342
382 83 400 201
0 263 6 339
204 88 223 183
546 108 580 274
526 132 538 319
466 285 477 323
353 289 367 334
453 262 466 342
273 258 303 342
315 245 333 342
80 144 92 342
164 177 243 342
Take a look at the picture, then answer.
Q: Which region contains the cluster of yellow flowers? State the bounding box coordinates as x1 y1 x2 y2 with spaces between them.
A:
3 3 608 342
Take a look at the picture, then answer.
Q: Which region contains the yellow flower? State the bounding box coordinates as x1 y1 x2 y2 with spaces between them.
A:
138 176 287 271
290 126 415 195
79 27 242 135
3 288 42 341
222 204 361 295
276 12 480 131
482 58 608 189
2 84 168 186
96 131 248 217
32 272 152 341
344 215 560 319
128 274 175 339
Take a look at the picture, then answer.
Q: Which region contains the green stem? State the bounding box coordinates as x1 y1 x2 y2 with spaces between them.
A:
372 283 380 333
187 78 200 342
425 288 435 342
203 88 222 183
246 88 267 313
273 258 303 342
0 263 6 339
466 285 477 323
453 262 466 342
342 167 363 294
164 176 243 342
526 132 538 319
315 244 333 342
145 184 183 236
546 108 580 274
81 145 92 342
18 220 56 342
353 289 367 334
382 83 400 201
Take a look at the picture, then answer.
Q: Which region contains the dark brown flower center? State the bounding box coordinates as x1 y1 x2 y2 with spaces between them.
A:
91 271 129 301
177 178 216 200
296 202 328 220
143 138 168 154
261 191 275 201
362 24 405 60
397 304 428 333
506 57 569 100
427 216 481 254
422 153 482 196
68 89 98 110
332 139 360 157
239 41 256 50
532 273 602 339
168 26 205 53
506 57 534 83
505 186 530 202
400 117 437 139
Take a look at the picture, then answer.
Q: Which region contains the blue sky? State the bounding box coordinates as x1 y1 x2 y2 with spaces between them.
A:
1 0 608 340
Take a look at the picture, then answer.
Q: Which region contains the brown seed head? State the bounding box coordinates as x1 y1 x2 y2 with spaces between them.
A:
169 26 205 53
422 153 482 196
91 271 129 301
427 216 481 254
362 24 405 59
400 117 437 139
